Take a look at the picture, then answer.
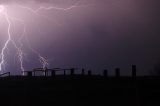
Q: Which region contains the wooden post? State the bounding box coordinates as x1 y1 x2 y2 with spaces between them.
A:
81 69 85 75
132 65 136 78
88 70 92 76
103 69 108 77
8 72 10 77
51 70 56 77
115 68 120 78
27 71 32 77
64 70 66 76
44 70 47 77
70 68 75 76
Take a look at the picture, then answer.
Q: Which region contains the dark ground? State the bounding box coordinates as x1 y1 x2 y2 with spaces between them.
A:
0 75 160 106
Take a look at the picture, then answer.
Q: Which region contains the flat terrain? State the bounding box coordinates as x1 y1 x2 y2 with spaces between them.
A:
0 75 159 106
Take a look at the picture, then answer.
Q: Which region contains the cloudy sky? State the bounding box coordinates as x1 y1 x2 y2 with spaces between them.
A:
0 0 159 75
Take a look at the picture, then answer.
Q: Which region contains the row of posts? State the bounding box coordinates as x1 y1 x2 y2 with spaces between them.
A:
26 65 137 78
103 65 136 78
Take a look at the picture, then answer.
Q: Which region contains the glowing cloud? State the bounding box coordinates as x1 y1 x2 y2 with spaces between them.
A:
0 0 89 75
0 5 4 12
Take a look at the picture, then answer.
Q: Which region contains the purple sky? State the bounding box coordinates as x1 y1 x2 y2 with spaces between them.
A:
0 0 160 75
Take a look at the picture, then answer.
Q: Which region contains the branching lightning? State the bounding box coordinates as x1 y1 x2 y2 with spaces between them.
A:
0 1 87 75
0 5 12 72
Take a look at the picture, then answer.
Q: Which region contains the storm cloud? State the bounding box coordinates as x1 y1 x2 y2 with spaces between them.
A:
0 0 80 5
0 0 159 75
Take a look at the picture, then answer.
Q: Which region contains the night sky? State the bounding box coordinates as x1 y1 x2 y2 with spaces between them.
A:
0 0 160 75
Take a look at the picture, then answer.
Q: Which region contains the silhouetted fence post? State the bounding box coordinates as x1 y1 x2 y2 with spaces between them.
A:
8 72 11 77
81 69 85 75
44 67 49 77
70 68 75 76
64 70 66 76
27 71 32 77
44 69 47 77
115 68 120 78
132 65 136 78
88 70 92 76
103 69 108 77
51 70 56 77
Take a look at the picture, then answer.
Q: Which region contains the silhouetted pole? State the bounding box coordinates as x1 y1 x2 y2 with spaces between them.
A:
27 71 32 77
132 65 137 78
88 70 92 76
81 68 85 75
64 70 66 76
115 68 120 78
131 65 138 105
8 72 10 77
44 69 47 77
103 69 108 77
51 70 56 77
70 68 75 76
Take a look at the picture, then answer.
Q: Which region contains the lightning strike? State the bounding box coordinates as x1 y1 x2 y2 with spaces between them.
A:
0 4 48 75
0 5 12 72
0 1 88 75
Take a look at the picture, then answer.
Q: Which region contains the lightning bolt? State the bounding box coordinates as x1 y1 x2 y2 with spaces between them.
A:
0 5 12 73
0 1 90 75
0 5 26 75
